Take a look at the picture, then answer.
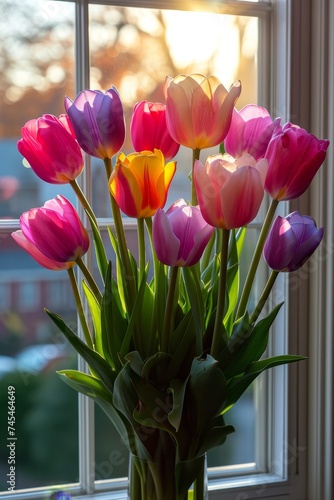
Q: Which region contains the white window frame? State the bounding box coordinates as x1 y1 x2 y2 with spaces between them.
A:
1 0 333 499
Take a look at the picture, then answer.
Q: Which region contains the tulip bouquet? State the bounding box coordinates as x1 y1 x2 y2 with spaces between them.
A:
12 74 329 500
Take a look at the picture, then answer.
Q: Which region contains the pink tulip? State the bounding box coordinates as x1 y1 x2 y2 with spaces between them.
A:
130 101 180 161
65 87 125 160
164 74 241 150
194 153 267 230
12 195 89 270
153 199 214 267
224 104 281 160
263 211 324 272
264 123 329 201
17 114 84 184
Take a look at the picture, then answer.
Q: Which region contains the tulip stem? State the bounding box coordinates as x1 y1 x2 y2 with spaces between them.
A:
145 217 164 354
137 218 146 283
236 198 279 320
67 267 94 349
201 230 216 274
162 266 179 352
145 217 160 292
70 179 97 226
249 270 279 325
76 256 103 305
211 228 230 360
70 179 109 282
104 158 137 309
192 148 201 205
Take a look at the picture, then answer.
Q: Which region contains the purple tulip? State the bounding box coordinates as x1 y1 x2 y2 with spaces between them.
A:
64 87 125 159
224 104 281 160
153 199 214 267
263 211 324 272
12 195 89 270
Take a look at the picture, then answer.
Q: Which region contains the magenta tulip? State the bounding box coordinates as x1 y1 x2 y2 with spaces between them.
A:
164 74 241 150
224 104 281 160
17 114 84 184
194 153 267 230
264 123 329 201
153 199 214 267
130 101 180 161
263 211 324 272
12 195 89 270
65 87 125 159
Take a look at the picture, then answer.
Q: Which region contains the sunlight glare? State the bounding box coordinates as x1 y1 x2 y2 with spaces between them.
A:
163 10 240 87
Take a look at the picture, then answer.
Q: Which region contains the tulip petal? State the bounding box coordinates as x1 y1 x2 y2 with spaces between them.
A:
263 211 324 271
12 230 73 270
165 74 241 149
153 209 180 266
18 115 84 184
220 166 264 229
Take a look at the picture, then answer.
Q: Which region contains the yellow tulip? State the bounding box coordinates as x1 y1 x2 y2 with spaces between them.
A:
109 149 176 219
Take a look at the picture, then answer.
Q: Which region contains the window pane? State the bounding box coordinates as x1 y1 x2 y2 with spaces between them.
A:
0 0 79 492
0 0 76 219
0 242 79 490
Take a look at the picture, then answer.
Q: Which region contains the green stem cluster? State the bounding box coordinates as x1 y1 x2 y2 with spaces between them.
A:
236 198 279 320
67 266 93 349
211 228 230 359
191 148 201 205
162 266 179 352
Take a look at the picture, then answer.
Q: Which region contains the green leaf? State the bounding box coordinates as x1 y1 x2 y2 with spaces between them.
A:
113 363 153 459
137 276 156 356
224 262 239 335
82 280 102 353
119 267 149 359
168 377 189 431
100 262 125 371
182 266 205 354
175 454 207 498
197 418 235 456
57 369 112 401
167 311 197 379
183 355 227 448
85 209 108 282
107 227 127 312
141 352 172 383
57 368 132 448
225 354 306 412
223 303 283 380
45 309 116 393
124 351 144 376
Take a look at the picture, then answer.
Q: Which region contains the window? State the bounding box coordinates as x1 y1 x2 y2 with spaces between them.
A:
0 0 333 499
17 282 39 311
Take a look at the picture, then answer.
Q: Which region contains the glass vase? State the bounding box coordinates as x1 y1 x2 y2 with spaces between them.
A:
128 453 208 500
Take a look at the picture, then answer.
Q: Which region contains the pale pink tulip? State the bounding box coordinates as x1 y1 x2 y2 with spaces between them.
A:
164 74 241 150
194 154 267 230
224 104 280 160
